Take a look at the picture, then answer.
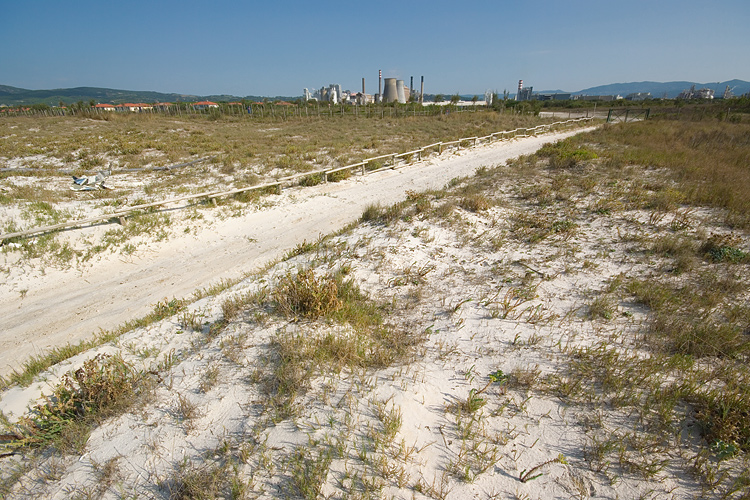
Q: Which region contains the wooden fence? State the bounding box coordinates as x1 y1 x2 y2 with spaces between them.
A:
0 117 593 244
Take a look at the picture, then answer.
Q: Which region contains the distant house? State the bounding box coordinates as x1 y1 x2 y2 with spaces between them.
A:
94 103 115 111
153 102 173 111
115 103 153 112
192 101 219 110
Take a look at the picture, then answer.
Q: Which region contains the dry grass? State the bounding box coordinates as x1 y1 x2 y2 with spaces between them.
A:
584 120 750 228
5 113 750 498
0 111 548 202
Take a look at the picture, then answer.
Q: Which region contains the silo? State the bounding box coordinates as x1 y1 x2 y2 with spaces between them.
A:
383 78 398 103
396 80 406 103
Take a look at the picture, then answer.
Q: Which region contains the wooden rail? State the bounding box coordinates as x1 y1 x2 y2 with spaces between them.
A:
0 118 593 244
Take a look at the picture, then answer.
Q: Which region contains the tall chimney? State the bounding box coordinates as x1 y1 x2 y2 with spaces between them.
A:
378 69 382 99
420 76 424 103
362 78 365 95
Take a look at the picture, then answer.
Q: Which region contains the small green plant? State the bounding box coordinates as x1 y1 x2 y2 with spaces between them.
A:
537 138 598 168
711 439 739 462
588 295 615 321
283 239 317 260
289 448 333 500
701 234 749 263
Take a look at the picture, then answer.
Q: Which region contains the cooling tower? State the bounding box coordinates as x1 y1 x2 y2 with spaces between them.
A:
396 80 406 103
383 78 398 103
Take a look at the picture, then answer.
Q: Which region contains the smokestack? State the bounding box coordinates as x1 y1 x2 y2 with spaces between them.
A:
378 69 382 99
410 76 413 94
362 78 365 95
420 76 424 103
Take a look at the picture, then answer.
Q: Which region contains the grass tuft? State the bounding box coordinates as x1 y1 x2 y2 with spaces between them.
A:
6 354 141 449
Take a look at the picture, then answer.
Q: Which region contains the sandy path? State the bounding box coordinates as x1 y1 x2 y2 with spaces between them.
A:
0 128 593 378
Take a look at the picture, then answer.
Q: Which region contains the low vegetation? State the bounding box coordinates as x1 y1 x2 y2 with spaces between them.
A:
2 112 750 498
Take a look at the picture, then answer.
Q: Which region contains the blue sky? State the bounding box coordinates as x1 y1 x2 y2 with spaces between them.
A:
2 0 748 97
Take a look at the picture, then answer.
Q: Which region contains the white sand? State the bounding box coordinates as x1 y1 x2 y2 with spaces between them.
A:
1 126 715 499
0 128 593 379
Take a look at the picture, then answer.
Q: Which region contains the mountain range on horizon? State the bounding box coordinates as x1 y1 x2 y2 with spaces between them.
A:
540 79 750 99
1 80 749 107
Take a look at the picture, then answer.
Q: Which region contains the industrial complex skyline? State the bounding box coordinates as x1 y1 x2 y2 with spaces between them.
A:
2 0 748 97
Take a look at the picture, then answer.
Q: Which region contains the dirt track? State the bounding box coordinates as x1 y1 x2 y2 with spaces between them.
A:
0 128 594 378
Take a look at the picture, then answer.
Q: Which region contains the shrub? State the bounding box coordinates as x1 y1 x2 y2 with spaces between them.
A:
273 269 341 319
537 138 598 168
328 169 351 182
12 354 140 447
299 173 323 187
459 194 490 212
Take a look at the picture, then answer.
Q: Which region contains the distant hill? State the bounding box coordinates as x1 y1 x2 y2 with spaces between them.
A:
3 80 749 108
0 85 298 107
575 80 750 99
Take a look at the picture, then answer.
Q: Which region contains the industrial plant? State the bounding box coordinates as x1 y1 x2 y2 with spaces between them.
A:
304 71 424 105
677 85 715 100
302 75 739 106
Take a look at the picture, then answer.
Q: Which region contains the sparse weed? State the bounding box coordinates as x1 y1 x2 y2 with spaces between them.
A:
520 453 567 482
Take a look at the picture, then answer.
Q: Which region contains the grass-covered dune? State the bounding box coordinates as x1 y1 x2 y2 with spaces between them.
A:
1 113 750 499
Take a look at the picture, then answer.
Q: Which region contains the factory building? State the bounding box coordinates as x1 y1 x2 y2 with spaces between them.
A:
677 85 715 99
516 80 534 101
304 71 421 105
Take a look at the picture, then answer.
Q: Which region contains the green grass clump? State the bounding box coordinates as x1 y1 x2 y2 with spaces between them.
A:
459 194 490 212
7 354 141 449
691 387 750 453
273 269 342 319
628 278 750 359
261 268 422 420
537 138 598 168
701 234 750 263
359 202 407 225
